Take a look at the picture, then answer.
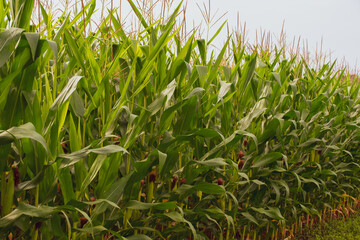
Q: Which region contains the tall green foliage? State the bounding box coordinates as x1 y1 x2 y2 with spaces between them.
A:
0 1 360 239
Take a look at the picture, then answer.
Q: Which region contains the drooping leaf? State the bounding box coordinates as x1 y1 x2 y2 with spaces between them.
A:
0 122 49 153
0 28 24 68
59 145 128 168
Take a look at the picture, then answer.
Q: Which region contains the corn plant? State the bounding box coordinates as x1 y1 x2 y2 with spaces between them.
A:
1 0 360 239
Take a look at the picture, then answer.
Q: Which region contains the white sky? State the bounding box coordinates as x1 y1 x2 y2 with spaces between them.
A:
51 0 360 69
211 0 360 69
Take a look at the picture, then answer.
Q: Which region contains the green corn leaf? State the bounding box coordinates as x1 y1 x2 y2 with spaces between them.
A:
58 168 76 204
218 80 232 102
126 0 151 34
197 39 207 64
164 211 197 238
193 158 227 167
193 182 225 195
16 169 46 191
0 27 24 68
0 203 74 227
44 76 83 134
80 155 107 194
252 152 284 168
241 212 259 225
39 3 48 24
0 122 49 153
126 200 177 210
195 65 208 87
59 145 128 168
206 37 230 89
66 198 120 210
73 225 107 235
148 80 177 115
50 76 82 111
23 32 39 60
238 53 257 102
70 91 85 117
92 173 133 217
12 0 35 29
126 235 152 240
1 170 14 217
199 130 258 161
64 30 86 70
207 21 227 46
299 138 324 148
251 207 285 221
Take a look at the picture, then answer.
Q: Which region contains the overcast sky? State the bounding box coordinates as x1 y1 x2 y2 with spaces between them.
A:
52 0 360 69
207 0 360 69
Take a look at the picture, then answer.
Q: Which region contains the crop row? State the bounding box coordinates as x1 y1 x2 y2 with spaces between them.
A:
1 0 360 239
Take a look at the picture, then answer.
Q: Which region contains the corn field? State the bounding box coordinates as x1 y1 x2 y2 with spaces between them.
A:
1 0 360 239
